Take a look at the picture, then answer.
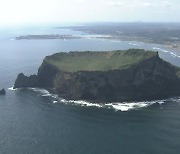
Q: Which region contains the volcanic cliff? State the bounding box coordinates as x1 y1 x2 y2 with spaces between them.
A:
14 49 180 102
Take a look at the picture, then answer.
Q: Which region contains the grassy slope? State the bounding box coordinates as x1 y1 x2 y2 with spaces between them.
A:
44 49 157 72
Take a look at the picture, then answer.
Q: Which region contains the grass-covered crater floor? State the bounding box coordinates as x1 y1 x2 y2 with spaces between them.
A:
44 49 157 72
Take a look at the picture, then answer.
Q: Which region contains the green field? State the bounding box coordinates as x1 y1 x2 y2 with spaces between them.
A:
44 49 157 72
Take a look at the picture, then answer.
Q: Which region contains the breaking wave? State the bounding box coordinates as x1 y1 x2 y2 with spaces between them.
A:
8 87 180 112
8 86 17 91
24 87 179 112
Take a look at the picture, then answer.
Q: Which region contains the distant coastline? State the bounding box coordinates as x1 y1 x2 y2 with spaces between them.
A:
15 33 180 51
15 34 82 40
14 31 180 58
60 23 180 51
15 24 180 54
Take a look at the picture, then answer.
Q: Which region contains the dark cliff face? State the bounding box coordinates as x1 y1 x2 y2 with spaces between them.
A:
14 61 59 89
14 51 180 102
52 55 180 102
37 60 59 88
14 73 38 88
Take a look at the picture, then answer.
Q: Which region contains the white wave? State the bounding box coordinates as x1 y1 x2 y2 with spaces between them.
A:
53 98 103 107
29 88 50 94
106 100 166 111
153 47 169 53
14 87 177 112
169 97 180 102
69 100 103 108
105 102 150 111
53 101 58 104
51 94 58 99
42 94 52 97
153 47 180 58
8 86 16 91
29 88 59 99
129 43 139 46
28 87 169 111
56 99 167 112
106 103 132 111
158 101 165 104
170 52 177 56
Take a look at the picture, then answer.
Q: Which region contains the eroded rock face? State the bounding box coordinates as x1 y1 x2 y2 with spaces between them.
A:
52 56 180 102
37 61 59 88
13 50 180 102
14 73 38 88
0 89 6 95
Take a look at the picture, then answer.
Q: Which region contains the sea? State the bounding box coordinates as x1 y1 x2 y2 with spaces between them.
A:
0 26 180 154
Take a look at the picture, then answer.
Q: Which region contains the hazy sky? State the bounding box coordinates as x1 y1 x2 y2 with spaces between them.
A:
0 0 180 26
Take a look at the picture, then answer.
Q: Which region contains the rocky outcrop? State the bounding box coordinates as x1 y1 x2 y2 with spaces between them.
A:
14 73 38 88
13 50 180 102
14 62 59 89
0 89 6 95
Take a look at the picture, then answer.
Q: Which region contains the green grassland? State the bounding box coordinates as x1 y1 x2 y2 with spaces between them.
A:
44 49 157 72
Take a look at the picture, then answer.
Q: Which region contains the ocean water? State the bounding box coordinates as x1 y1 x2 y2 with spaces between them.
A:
0 26 180 154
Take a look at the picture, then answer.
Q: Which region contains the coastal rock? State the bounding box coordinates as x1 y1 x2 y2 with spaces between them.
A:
14 73 38 88
0 89 6 95
14 49 180 102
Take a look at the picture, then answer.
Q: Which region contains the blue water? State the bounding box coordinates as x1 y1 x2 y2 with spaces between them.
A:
0 26 180 154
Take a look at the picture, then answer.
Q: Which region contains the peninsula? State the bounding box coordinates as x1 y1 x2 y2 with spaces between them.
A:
14 49 180 102
15 34 82 40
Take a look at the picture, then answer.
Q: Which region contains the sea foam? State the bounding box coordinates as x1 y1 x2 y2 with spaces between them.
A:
8 86 16 91
11 87 179 112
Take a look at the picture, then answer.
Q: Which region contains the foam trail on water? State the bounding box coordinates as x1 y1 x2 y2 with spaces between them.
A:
29 88 58 99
